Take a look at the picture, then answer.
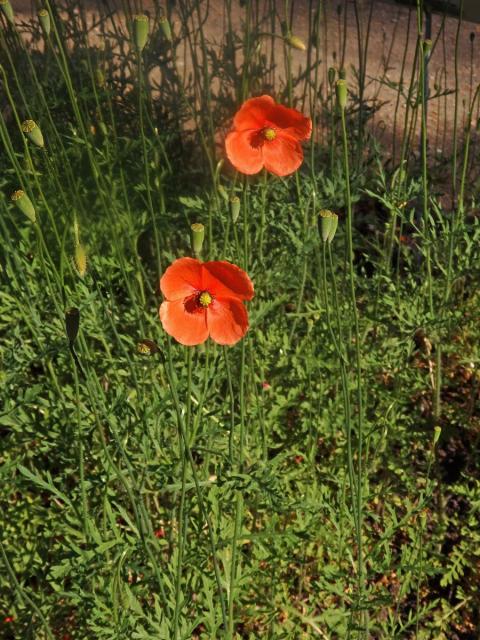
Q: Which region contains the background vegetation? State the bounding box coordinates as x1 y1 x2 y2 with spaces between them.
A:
1 0 479 638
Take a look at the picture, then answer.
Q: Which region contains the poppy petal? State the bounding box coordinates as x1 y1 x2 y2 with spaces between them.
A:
267 105 312 140
203 261 254 301
160 257 202 301
207 297 249 345
225 130 264 175
232 95 275 130
159 299 208 346
262 133 304 176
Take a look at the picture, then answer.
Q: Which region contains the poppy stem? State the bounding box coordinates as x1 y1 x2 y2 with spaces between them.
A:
339 98 367 636
161 353 229 631
226 339 247 639
173 348 193 640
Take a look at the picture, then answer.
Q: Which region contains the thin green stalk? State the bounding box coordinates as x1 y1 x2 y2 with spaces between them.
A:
173 348 193 639
162 351 228 631
339 100 366 636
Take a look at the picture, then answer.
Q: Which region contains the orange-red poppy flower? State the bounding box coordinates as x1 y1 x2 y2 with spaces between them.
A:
225 95 312 176
159 257 254 346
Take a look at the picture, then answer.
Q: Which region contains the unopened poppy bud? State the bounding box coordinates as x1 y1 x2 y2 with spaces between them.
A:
191 222 205 257
159 15 172 42
11 189 36 223
95 68 105 87
133 14 149 52
433 425 441 445
339 68 346 80
0 0 14 24
328 67 336 87
65 307 80 344
21 120 44 148
38 8 50 35
137 339 159 355
336 79 347 109
217 185 229 202
74 243 87 277
423 39 432 55
285 34 306 51
319 209 334 242
230 195 241 223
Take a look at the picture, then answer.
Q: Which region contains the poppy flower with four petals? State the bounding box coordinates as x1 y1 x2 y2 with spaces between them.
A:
159 257 254 346
225 95 312 176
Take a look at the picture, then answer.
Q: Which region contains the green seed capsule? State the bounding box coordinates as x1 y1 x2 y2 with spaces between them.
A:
230 195 241 223
133 14 149 52
328 213 339 243
191 222 205 258
38 8 50 36
21 120 44 148
65 307 80 344
159 15 172 42
336 79 347 109
137 339 159 356
0 0 14 25
319 209 334 243
11 189 36 223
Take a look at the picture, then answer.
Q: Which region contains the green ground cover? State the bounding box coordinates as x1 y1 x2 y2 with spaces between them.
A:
0 1 479 638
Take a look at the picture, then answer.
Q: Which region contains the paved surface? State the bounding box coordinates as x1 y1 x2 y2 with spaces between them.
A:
8 0 480 159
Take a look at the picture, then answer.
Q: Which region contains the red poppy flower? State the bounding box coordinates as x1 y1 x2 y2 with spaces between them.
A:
225 95 312 176
159 257 254 346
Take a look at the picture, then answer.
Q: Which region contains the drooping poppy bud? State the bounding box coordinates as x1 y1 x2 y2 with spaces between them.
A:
328 67 336 87
336 79 347 109
217 184 229 202
230 195 241 223
285 34 306 51
38 8 50 36
159 15 172 42
191 222 205 258
433 426 441 445
0 0 14 25
65 307 80 344
11 189 36 223
21 120 44 148
133 14 149 52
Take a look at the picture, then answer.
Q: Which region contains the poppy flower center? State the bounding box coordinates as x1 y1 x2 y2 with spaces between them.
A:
198 291 213 307
263 127 277 141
